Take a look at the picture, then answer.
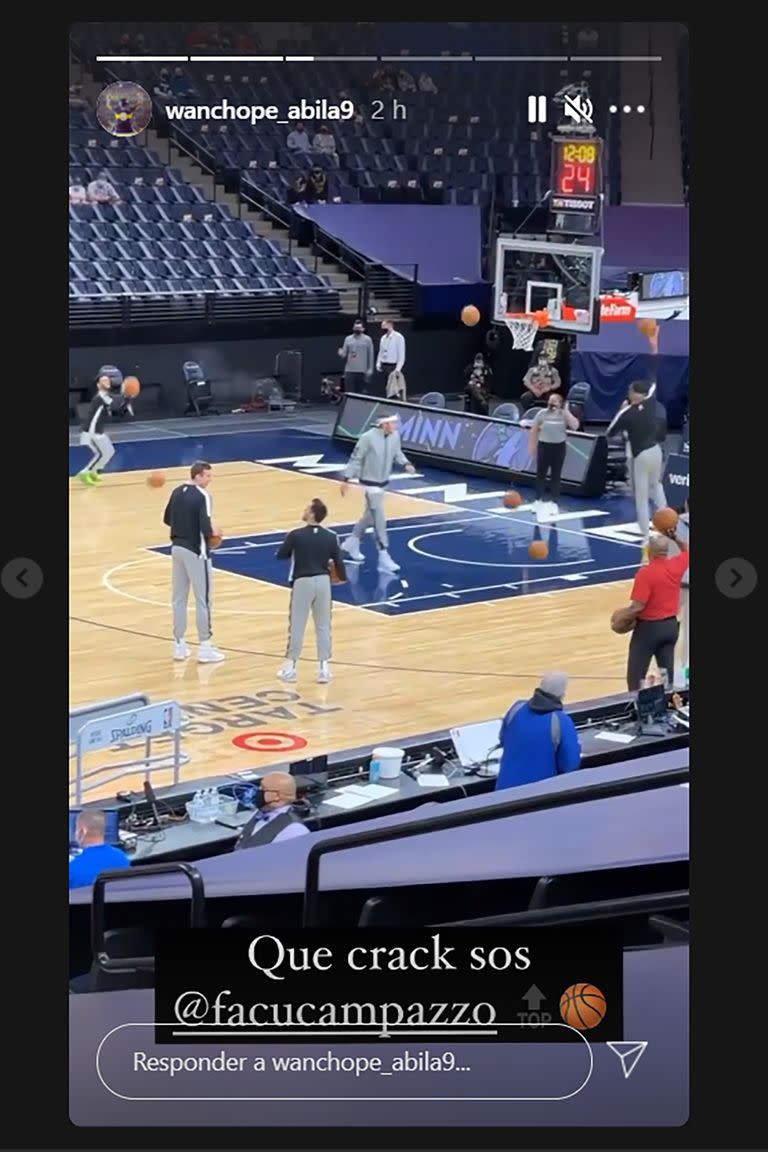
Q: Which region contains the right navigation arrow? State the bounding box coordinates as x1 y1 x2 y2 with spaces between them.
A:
730 568 742 588
606 1041 648 1079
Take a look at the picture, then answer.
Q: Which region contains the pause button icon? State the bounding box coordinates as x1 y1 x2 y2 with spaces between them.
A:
528 95 547 124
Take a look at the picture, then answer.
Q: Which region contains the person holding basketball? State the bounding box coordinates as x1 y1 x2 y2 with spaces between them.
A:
619 526 689 691
276 498 347 685
77 374 134 484
527 393 579 519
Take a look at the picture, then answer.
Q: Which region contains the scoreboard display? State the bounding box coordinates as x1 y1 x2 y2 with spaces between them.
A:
549 136 603 235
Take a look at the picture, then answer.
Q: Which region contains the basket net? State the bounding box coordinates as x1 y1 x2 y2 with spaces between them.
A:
503 313 541 351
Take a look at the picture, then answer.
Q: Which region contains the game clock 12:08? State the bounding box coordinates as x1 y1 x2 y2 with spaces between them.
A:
551 137 602 197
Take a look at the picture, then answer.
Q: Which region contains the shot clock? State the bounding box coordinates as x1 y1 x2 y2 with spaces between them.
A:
549 135 603 235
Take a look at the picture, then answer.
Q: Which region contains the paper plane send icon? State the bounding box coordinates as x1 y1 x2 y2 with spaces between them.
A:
606 1041 648 1079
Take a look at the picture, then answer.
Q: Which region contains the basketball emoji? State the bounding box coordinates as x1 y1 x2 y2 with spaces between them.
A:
559 983 607 1030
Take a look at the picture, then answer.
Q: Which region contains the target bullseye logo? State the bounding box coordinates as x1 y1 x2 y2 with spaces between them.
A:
232 731 308 753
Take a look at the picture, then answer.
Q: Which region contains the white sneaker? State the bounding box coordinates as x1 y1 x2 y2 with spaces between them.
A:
378 550 400 574
317 662 332 684
342 536 364 562
197 644 225 663
277 663 297 682
546 502 559 518
174 640 190 661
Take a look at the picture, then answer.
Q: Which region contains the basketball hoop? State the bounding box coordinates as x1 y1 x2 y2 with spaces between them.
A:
503 310 549 351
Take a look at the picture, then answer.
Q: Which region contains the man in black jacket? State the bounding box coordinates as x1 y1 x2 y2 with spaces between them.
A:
276 498 346 684
163 461 225 664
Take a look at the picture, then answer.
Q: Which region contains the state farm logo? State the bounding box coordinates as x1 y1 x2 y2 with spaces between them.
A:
600 297 637 321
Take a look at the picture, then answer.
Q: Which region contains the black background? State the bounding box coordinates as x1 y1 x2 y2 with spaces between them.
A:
155 928 623 1046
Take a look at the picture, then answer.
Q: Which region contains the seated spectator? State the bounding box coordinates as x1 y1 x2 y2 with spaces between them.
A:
69 182 88 204
495 671 581 790
153 70 174 103
397 69 416 92
69 83 89 110
286 121 311 152
418 71 438 93
371 66 396 92
312 124 338 165
234 772 310 849
307 166 329 203
87 172 120 204
69 810 131 890
287 173 309 205
464 353 492 415
170 67 194 98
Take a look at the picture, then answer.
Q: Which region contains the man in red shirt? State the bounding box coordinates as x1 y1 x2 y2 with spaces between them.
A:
621 528 689 690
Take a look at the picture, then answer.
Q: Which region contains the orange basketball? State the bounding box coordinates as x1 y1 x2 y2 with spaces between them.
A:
560 983 607 1030
652 506 679 533
528 540 549 560
637 317 658 337
328 560 345 584
461 304 481 327
210 534 223 549
147 472 165 488
503 490 523 509
611 607 636 635
123 375 141 398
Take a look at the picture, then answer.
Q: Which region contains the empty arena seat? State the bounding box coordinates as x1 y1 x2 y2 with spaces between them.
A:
493 402 522 421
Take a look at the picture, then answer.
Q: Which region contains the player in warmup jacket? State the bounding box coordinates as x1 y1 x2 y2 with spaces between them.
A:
78 374 134 484
340 414 415 574
163 461 225 664
276 498 347 684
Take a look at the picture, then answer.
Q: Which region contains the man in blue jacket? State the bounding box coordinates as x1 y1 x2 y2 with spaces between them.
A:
496 671 582 790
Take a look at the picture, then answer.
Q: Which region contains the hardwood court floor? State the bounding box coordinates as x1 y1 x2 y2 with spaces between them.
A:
69 461 632 802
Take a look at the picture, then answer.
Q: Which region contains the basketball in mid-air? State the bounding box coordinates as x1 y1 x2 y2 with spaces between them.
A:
528 540 549 560
652 506 679 533
147 471 165 488
461 304 481 327
559 983 607 1030
123 375 141 398
503 490 523 509
637 317 658 338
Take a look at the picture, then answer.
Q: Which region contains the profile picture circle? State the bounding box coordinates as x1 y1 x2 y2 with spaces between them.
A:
559 983 607 1030
96 81 152 138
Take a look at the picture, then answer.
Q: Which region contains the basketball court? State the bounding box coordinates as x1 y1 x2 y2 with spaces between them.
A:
69 421 648 804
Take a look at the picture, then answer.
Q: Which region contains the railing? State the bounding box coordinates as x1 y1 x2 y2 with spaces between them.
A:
240 175 418 318
302 765 689 926
68 288 341 330
439 890 689 929
91 863 205 979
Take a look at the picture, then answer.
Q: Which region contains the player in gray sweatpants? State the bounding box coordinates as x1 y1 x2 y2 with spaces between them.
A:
340 414 415 574
286 575 332 664
172 546 213 645
632 444 667 544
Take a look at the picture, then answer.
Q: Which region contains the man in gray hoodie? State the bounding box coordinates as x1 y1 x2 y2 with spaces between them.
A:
337 319 374 395
340 414 415 574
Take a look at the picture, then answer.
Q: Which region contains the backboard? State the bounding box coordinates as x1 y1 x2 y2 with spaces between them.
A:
493 236 603 334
